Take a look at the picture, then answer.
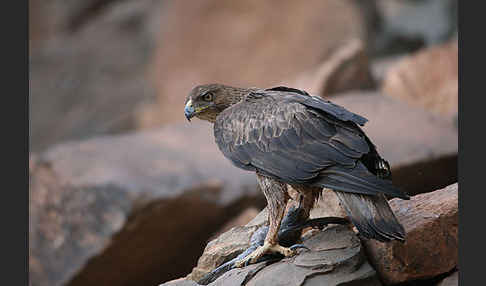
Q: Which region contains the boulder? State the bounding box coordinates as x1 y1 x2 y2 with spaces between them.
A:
29 0 162 152
364 183 458 285
370 55 405 85
138 0 369 128
210 207 261 241
372 0 457 55
29 121 264 286
382 40 458 124
291 39 376 98
188 209 269 282
330 92 457 196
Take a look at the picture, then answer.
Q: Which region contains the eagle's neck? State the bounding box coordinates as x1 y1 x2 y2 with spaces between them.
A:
222 86 261 107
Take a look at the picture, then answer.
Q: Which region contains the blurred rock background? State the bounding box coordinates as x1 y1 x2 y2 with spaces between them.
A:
29 0 458 286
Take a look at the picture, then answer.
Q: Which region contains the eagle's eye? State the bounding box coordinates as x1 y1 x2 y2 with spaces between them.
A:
202 92 213 102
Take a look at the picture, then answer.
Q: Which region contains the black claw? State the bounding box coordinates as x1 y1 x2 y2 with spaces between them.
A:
289 244 310 251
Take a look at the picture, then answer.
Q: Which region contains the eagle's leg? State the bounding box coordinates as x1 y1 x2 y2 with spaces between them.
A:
288 185 321 220
234 174 292 268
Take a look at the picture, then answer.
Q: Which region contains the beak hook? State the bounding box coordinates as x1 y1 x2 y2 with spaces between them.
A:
184 99 195 121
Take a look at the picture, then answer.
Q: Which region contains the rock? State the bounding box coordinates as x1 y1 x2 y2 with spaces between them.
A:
329 92 457 196
182 223 381 286
436 271 458 286
370 55 405 85
372 0 457 55
138 0 369 128
161 278 199 286
382 40 458 124
29 0 162 152
29 121 264 286
364 183 458 285
188 210 268 282
291 39 376 98
211 207 261 240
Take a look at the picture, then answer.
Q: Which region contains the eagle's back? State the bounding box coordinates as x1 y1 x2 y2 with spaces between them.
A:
214 87 408 199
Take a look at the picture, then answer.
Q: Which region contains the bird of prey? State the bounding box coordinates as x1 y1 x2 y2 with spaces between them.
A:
184 84 409 267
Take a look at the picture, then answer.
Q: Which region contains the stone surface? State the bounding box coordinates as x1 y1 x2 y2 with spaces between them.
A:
370 55 405 85
162 278 199 286
211 207 261 241
138 0 369 128
291 39 376 98
364 183 458 285
372 0 457 55
29 0 162 152
179 225 381 286
29 121 264 286
436 271 458 286
329 92 457 196
382 40 458 124
188 211 267 282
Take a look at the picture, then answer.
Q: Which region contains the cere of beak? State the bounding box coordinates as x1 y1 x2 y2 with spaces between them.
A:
184 99 195 121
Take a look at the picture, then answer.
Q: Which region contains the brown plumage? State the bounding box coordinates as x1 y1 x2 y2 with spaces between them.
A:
184 84 409 266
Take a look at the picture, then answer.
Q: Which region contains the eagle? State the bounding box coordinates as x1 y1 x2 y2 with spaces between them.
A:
184 84 409 267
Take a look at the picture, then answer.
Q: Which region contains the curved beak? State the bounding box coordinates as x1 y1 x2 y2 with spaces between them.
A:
184 99 195 121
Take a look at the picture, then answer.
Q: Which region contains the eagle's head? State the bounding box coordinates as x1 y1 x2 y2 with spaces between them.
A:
184 84 255 123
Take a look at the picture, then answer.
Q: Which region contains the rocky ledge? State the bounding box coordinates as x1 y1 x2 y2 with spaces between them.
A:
162 183 458 286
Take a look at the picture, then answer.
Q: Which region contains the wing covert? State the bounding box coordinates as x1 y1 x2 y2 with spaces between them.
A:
213 92 370 185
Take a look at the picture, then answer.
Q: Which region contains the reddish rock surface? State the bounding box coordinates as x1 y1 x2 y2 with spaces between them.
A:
291 39 376 98
370 55 405 85
29 0 163 152
382 40 458 124
211 207 261 240
364 183 458 285
138 0 369 128
29 122 264 286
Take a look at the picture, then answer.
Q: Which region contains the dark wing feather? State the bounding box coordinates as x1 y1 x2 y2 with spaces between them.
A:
265 86 310 96
214 90 407 199
265 86 368 126
297 95 368 126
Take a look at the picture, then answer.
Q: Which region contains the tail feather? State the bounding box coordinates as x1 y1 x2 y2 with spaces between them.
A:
334 192 406 242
